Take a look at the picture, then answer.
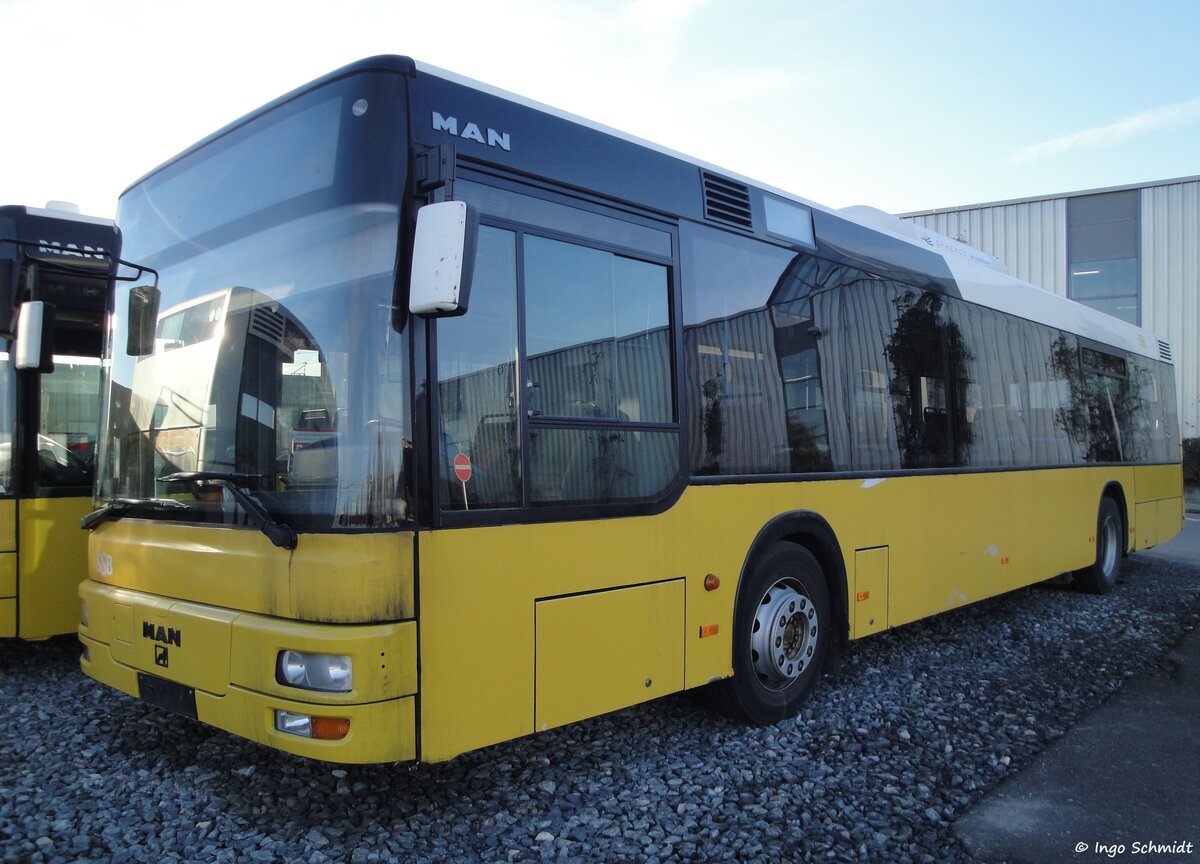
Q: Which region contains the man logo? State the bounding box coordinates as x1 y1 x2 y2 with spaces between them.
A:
155 645 169 668
432 112 512 151
143 621 182 647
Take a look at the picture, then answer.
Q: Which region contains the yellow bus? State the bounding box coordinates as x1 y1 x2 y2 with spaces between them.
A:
0 204 133 639
79 58 1183 764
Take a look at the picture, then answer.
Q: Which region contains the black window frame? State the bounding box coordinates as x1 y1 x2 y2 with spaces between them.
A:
428 169 686 529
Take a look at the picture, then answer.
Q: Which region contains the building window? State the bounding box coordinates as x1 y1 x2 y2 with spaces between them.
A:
1068 190 1139 325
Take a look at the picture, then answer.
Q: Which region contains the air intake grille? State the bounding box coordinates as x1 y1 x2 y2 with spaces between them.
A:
249 306 286 348
702 172 753 230
1158 340 1172 362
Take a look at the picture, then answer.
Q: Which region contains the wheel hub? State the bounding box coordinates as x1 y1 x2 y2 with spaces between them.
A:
751 581 818 690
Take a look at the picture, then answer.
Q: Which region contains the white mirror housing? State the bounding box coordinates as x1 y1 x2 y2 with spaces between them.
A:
409 200 478 317
15 300 54 371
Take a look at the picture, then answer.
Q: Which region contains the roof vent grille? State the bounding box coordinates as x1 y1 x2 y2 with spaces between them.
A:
702 172 753 230
250 306 286 348
1158 340 1172 362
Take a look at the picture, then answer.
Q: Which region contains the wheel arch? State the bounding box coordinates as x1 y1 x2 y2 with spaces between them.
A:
739 510 849 673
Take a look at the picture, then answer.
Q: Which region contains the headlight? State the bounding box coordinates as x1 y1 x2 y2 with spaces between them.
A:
276 650 353 692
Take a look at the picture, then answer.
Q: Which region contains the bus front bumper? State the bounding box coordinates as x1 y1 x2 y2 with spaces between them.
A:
79 580 417 764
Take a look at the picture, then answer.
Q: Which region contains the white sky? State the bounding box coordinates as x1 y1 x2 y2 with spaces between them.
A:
2 0 1198 220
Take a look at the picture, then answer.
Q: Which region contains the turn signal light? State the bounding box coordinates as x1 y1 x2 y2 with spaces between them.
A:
274 710 351 741
311 717 351 740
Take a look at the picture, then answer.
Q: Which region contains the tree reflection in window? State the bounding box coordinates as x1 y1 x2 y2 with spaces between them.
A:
885 290 972 468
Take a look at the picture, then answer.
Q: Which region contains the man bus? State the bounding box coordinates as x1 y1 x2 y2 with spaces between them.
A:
0 204 123 639
79 58 1182 763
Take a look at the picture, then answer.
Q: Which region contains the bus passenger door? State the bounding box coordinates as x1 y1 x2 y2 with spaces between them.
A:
17 349 101 638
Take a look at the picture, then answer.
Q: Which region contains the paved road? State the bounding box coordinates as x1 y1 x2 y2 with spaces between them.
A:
954 518 1200 864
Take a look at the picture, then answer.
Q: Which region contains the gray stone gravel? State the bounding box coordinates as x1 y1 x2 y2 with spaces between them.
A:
2 553 1197 864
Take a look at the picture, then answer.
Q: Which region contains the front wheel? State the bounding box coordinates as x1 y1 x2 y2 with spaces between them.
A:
716 544 831 725
1074 497 1123 594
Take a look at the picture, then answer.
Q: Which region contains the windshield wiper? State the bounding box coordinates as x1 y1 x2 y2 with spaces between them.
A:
81 497 191 531
158 471 298 550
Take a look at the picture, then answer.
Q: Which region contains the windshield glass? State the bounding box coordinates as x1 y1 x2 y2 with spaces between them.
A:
100 71 410 530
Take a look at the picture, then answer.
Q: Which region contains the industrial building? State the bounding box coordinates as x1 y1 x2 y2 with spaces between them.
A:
900 175 1199 440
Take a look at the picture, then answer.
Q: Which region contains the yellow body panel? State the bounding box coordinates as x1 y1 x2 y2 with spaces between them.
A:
1134 464 1184 503
79 463 1184 764
87 520 414 623
418 467 1159 762
0 499 14 638
1 496 93 640
852 547 889 638
0 499 15 551
79 579 417 764
535 580 684 732
0 599 14 638
0 553 15 598
1131 464 1185 549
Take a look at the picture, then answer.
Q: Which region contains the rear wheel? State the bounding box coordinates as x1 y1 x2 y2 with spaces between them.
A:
716 544 830 725
1074 497 1123 594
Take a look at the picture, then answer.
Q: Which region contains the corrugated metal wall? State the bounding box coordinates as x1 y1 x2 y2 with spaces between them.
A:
1141 179 1200 438
903 178 1200 437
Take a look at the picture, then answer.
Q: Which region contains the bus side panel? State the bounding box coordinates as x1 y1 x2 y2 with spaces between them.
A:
883 467 1130 627
417 490 728 763
17 496 92 639
417 467 1140 762
1133 464 1184 549
0 499 13 637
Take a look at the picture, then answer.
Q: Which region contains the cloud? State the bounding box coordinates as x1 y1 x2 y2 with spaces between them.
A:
1009 96 1200 162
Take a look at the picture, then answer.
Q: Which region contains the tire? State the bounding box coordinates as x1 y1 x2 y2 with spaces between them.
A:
1074 497 1123 595
714 544 831 725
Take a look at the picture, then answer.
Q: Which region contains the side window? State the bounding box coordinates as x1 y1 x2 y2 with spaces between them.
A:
437 227 521 510
525 236 670 423
435 199 680 514
950 301 1033 468
885 289 968 469
1156 362 1180 463
828 278 901 471
681 223 840 476
1080 347 1129 463
1020 323 1075 465
524 235 676 505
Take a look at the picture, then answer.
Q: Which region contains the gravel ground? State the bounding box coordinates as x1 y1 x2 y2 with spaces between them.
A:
2 551 1198 864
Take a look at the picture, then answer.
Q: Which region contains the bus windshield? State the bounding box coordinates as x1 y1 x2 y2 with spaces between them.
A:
99 72 410 530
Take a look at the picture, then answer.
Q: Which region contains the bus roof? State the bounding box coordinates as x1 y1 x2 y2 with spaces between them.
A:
118 55 1171 365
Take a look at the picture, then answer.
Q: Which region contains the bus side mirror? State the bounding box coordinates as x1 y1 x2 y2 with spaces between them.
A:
127 284 161 356
15 300 56 371
409 201 478 317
